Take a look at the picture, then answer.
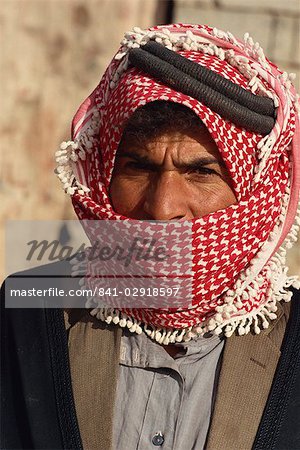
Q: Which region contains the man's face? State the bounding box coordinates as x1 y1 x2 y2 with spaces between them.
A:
109 126 236 220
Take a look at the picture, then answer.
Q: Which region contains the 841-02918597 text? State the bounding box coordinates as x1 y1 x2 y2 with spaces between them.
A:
96 287 180 297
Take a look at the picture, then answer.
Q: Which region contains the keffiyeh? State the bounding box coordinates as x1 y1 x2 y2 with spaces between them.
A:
56 24 300 344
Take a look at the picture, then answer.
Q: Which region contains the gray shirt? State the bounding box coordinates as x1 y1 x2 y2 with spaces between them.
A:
113 329 224 450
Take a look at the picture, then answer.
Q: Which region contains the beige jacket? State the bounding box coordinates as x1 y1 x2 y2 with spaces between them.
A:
65 301 290 450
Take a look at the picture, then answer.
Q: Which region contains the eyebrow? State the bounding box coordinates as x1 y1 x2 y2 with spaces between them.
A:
117 151 226 170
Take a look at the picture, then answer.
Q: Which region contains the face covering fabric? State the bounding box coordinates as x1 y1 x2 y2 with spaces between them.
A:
56 24 300 344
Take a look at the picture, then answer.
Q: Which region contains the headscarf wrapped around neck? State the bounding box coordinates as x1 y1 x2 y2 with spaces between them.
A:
56 24 300 343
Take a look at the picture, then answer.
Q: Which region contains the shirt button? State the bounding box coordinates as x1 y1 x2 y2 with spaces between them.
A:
152 432 164 446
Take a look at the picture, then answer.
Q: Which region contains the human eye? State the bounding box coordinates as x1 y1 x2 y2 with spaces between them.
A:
194 167 216 175
124 161 150 171
186 166 217 180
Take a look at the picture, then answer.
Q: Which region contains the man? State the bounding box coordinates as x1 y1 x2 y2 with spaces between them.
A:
1 23 300 450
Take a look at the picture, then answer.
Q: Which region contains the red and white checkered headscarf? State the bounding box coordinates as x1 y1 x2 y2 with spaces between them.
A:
56 24 300 343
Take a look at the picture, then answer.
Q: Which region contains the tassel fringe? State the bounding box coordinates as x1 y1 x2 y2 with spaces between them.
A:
55 111 100 195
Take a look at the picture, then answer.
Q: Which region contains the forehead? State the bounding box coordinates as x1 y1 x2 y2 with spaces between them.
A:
118 126 222 161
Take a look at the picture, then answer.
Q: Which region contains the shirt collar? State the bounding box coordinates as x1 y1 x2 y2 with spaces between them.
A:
119 327 223 369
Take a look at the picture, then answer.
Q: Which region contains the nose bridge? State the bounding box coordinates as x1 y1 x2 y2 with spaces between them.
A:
144 171 187 220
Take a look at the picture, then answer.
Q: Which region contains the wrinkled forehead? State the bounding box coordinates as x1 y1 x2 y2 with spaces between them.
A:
99 52 262 200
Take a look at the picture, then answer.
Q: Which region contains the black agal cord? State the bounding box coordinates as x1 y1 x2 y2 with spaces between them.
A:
128 41 276 135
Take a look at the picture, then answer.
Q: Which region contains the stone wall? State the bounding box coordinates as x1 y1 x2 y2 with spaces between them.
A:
174 0 300 274
174 0 300 90
0 0 160 279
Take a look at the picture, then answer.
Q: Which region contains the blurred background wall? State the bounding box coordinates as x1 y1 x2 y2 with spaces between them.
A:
174 0 300 91
1 0 299 279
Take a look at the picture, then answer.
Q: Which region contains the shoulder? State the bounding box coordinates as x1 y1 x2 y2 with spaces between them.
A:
3 258 74 280
1 257 81 310
267 287 300 351
279 287 299 327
